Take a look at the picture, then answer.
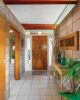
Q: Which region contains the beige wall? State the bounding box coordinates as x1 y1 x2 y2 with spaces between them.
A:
55 1 80 59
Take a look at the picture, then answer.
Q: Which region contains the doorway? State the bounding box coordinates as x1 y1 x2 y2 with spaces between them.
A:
9 34 15 89
25 35 53 72
9 28 20 99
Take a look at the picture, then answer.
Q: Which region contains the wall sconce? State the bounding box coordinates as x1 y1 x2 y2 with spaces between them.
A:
9 29 14 33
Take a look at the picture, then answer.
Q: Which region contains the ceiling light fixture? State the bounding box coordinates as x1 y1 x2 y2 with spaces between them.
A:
38 32 42 35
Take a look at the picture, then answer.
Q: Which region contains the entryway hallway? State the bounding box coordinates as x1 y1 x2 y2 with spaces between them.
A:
8 72 60 100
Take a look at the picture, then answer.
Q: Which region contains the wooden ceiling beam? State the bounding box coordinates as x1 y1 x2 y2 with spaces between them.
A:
4 0 78 4
22 24 57 30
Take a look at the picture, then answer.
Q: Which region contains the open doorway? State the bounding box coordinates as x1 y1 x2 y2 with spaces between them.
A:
9 34 16 89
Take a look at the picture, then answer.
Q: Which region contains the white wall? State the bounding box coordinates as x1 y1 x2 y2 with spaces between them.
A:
20 36 25 77
48 36 53 66
25 36 32 71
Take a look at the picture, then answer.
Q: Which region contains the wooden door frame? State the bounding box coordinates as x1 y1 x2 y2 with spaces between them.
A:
15 31 20 80
9 27 20 80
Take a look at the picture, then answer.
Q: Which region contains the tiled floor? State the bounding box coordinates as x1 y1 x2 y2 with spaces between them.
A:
9 72 61 100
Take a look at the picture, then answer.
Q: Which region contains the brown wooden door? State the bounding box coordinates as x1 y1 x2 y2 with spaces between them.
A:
0 15 7 100
0 30 6 100
32 36 47 70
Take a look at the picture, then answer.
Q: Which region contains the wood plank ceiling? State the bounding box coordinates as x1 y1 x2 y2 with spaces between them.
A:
4 0 78 4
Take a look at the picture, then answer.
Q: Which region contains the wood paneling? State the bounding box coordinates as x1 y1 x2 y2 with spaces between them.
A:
0 16 6 100
22 24 56 30
32 36 47 70
4 0 78 4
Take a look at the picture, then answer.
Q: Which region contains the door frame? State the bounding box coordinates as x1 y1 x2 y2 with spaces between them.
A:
9 27 20 81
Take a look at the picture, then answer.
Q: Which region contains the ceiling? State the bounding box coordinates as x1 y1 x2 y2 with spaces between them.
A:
4 0 76 35
7 4 75 25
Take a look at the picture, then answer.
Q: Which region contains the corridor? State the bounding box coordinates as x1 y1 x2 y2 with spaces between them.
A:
0 0 80 100
8 72 60 100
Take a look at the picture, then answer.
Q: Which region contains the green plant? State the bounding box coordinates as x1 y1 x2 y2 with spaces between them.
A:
58 60 80 100
61 56 67 65
58 92 80 100
62 59 80 69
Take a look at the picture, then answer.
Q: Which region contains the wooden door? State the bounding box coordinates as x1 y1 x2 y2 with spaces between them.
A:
32 36 47 70
0 16 6 100
0 30 6 100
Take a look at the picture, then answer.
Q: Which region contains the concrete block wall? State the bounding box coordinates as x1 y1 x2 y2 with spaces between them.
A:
24 36 32 71
55 1 80 59
20 36 25 78
5 33 9 100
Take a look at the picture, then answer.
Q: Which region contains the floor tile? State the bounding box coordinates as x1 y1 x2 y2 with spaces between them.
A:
32 84 40 89
17 96 29 100
10 89 20 96
13 84 23 89
19 88 30 96
8 96 17 100
41 96 52 100
29 96 40 100
30 89 40 96
52 95 61 100
40 88 51 96
8 73 60 100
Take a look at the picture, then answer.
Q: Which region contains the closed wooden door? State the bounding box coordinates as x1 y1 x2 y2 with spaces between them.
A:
0 15 6 100
32 36 47 70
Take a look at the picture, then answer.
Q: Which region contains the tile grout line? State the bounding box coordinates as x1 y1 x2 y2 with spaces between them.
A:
16 80 25 100
27 74 33 100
